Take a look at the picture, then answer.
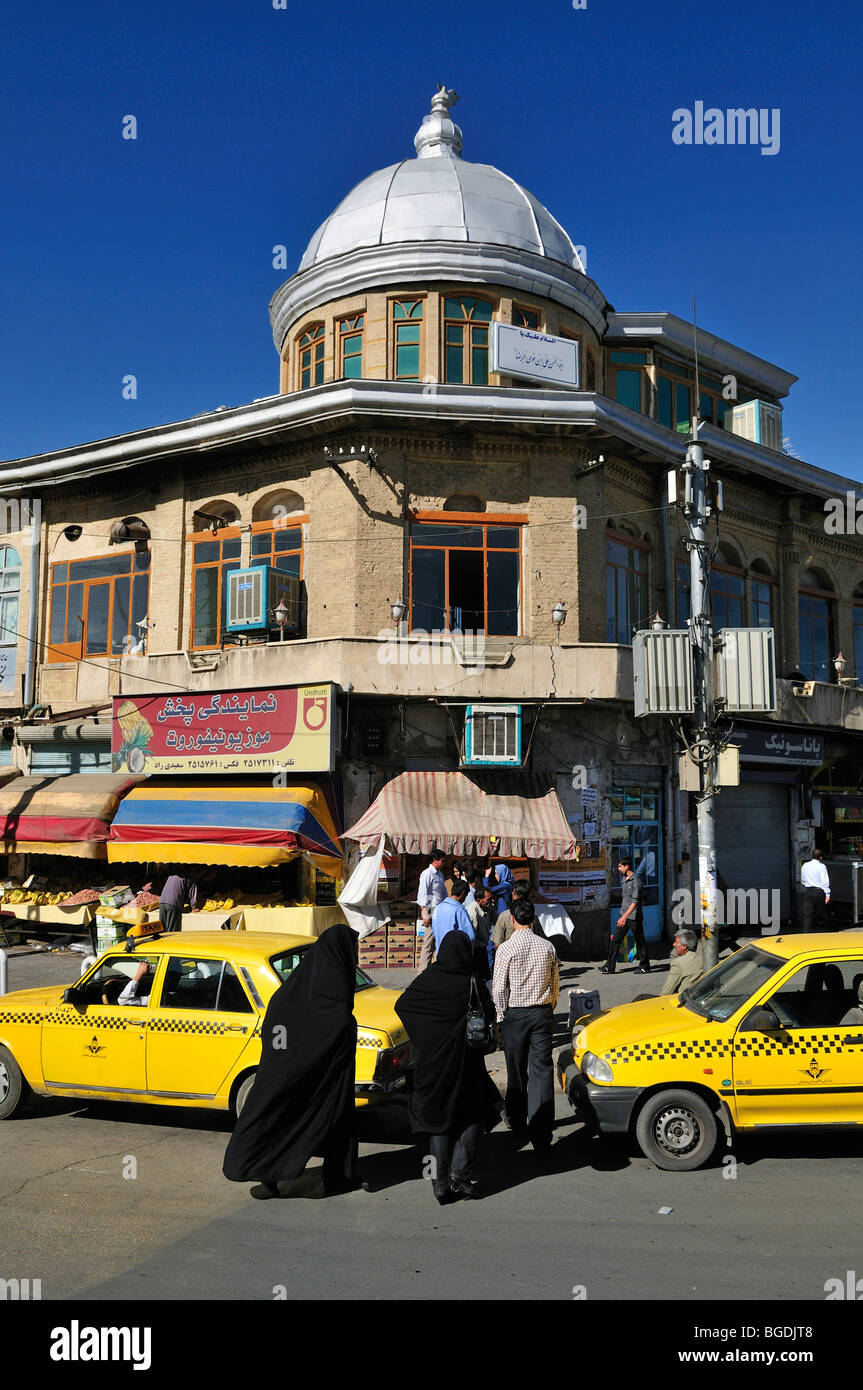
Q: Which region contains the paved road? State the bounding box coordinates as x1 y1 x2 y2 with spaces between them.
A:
1 945 860 1302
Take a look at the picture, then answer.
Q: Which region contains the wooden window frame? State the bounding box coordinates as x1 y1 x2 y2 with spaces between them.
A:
187 519 306 651
751 571 776 628
513 304 541 330
607 350 648 415
442 295 495 386
606 531 650 644
390 298 425 381
297 324 325 391
798 581 836 683
337 314 364 380
408 512 524 637
48 550 150 664
0 546 21 652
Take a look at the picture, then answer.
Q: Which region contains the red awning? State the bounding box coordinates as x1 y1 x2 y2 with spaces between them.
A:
0 774 143 846
343 771 578 859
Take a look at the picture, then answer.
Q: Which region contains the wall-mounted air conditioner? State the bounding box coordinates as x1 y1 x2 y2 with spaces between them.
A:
226 567 300 634
725 399 783 453
462 705 522 766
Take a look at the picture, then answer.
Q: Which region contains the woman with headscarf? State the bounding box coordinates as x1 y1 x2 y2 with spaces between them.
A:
395 929 501 1205
223 922 361 1199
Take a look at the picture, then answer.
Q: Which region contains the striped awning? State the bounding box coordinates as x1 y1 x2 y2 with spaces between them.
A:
107 778 342 870
0 774 143 849
343 771 578 859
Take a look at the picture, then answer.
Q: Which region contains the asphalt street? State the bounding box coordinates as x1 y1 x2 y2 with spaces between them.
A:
1 943 861 1302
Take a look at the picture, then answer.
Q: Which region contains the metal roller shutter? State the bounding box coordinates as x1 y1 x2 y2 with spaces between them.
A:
703 782 791 929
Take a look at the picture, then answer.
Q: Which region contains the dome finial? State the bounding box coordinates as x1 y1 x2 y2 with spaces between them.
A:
414 84 463 159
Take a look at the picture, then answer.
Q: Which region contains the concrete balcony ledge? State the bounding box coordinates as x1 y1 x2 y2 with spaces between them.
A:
101 635 636 704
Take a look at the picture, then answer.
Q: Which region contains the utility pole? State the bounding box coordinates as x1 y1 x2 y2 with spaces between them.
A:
682 423 719 971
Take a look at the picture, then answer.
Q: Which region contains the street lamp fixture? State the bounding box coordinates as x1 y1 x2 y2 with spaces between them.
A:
273 600 289 642
390 598 407 625
650 611 667 631
552 601 567 628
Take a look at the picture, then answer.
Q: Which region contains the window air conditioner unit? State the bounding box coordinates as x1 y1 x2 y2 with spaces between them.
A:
225 567 300 634
725 399 783 453
462 705 522 766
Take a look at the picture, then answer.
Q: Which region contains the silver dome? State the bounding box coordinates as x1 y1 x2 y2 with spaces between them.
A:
298 87 584 274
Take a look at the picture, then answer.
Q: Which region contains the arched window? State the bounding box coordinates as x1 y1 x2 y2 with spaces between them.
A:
391 299 424 380
298 325 325 389
0 546 20 690
337 315 364 379
854 583 863 681
443 297 493 385
189 502 243 650
710 543 745 628
606 525 649 644
250 490 306 576
750 558 775 629
798 568 835 682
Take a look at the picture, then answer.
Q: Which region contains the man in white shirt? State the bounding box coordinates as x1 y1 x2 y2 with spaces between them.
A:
800 849 831 932
416 848 447 970
492 899 559 1152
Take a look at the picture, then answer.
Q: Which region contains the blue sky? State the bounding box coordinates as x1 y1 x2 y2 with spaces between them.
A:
1 0 860 479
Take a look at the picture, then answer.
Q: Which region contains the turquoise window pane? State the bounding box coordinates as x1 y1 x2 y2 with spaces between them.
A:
446 346 463 382
615 371 641 412
396 344 419 377
610 351 647 364
445 298 464 318
472 345 488 384
658 377 673 429
343 354 362 378
675 382 691 433
472 300 493 321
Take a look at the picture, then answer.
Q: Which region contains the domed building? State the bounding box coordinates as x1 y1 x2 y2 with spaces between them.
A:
1 88 861 956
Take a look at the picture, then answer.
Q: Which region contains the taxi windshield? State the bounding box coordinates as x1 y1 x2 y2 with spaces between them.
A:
682 945 784 1021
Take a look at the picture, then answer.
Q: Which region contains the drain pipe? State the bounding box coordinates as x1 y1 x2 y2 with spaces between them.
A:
23 520 41 708
0 950 7 997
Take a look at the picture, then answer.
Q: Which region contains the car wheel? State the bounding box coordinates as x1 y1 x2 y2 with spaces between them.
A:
0 1045 30 1120
232 1072 256 1122
635 1089 720 1171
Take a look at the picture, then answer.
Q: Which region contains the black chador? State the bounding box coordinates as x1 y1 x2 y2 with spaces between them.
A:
223 923 359 1194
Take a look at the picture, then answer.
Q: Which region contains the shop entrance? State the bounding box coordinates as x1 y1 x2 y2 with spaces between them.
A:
609 785 663 942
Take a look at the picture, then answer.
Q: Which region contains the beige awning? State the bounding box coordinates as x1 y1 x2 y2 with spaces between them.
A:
344 771 578 859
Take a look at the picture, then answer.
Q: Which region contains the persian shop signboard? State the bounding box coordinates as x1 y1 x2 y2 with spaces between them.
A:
112 684 334 775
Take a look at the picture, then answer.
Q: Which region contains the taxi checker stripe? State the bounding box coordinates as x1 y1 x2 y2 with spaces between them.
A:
606 1032 856 1063
0 1010 243 1035
607 1040 731 1062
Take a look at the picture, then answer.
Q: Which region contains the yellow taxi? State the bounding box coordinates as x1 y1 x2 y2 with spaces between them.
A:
0 932 412 1121
558 933 863 1169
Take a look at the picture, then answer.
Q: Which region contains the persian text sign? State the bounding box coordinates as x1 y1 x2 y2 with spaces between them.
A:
112 684 334 775
491 323 579 387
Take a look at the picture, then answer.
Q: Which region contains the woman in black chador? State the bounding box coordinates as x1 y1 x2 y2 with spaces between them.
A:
395 929 500 1205
223 923 361 1199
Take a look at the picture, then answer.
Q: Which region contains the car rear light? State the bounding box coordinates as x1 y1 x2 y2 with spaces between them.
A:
374 1042 414 1080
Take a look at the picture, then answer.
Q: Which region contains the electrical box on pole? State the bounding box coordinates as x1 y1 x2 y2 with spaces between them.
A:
714 628 777 713
633 630 694 717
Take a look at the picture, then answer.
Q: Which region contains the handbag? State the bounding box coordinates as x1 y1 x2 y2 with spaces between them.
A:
466 975 497 1053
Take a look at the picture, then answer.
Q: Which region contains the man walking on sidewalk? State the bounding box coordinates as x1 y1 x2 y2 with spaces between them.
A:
601 856 650 975
492 898 559 1152
416 848 447 971
800 849 831 932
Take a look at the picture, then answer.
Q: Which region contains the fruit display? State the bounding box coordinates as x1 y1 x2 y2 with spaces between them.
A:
133 890 160 908
58 889 102 906
201 898 235 911
2 888 76 906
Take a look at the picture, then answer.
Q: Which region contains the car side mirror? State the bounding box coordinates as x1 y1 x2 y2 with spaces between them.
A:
63 986 84 1007
742 1005 781 1032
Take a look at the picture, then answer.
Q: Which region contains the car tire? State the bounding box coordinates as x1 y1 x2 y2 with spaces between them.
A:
0 1045 30 1120
231 1072 256 1122
635 1088 720 1171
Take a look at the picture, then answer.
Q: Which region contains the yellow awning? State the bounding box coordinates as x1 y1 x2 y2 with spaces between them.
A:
107 841 299 869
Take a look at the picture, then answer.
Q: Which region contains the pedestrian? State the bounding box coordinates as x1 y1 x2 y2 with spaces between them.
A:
485 860 514 914
800 849 832 932
492 897 559 1152
492 879 532 948
416 847 447 971
601 857 651 975
158 873 200 933
447 860 468 897
223 923 362 1200
427 877 475 966
395 929 501 1204
661 929 703 995
466 880 495 978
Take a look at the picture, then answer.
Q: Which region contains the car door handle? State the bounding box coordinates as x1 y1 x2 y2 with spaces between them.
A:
844 1034 863 1045
122 1018 147 1029
225 1024 247 1033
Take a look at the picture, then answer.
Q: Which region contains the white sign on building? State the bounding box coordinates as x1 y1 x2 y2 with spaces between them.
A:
491 323 579 387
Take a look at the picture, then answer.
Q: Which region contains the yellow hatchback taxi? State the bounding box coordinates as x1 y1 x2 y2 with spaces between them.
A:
0 932 412 1121
558 933 863 1170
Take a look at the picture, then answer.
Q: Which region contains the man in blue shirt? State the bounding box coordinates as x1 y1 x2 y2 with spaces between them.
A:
429 878 475 962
